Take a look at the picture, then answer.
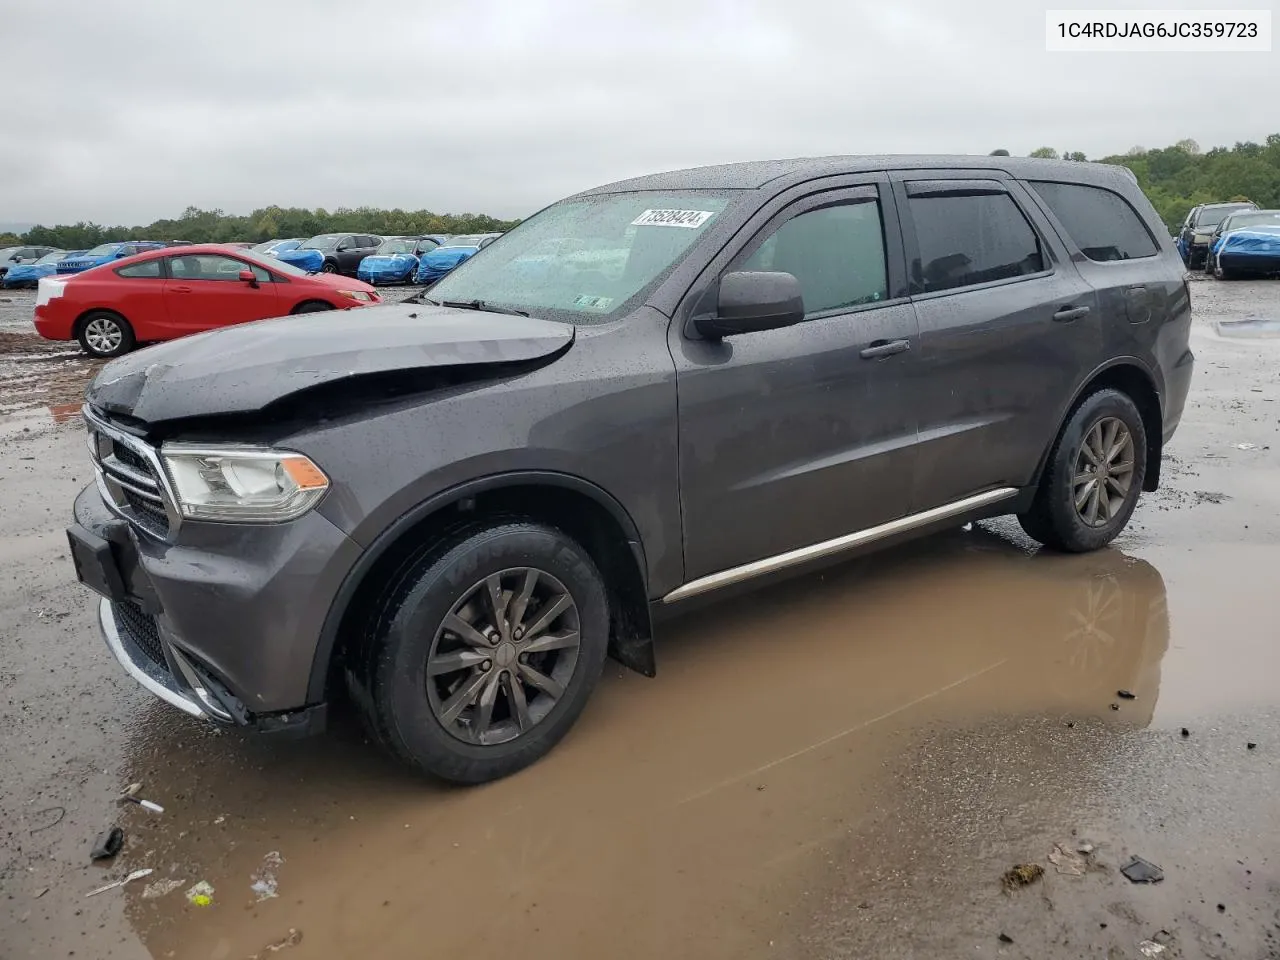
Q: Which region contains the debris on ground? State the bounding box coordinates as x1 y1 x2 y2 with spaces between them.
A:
33 887 49 899
1181 728 1191 737
1117 689 1137 700
1001 863 1044 890
1217 903 1226 912
998 932 1013 943
1236 442 1258 450
1049 842 1086 876
85 868 153 898
250 851 285 902
1110 703 1121 711
90 826 124 861
186 880 215 906
121 795 164 813
1139 940 1167 957
29 805 66 834
1077 842 1095 855
1247 742 1257 750
1119 856 1164 884
249 928 303 958
141 877 185 899
120 783 141 800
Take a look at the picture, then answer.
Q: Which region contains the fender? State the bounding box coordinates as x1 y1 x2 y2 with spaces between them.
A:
1027 355 1163 492
307 470 652 703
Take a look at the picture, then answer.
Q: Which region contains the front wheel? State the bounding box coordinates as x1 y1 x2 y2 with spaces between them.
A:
321 261 338 274
77 311 136 358
351 521 610 783
1018 389 1147 553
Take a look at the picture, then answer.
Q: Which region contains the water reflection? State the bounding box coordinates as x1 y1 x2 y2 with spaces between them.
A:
114 523 1169 959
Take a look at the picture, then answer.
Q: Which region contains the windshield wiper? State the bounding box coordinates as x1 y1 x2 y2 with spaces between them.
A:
438 299 530 317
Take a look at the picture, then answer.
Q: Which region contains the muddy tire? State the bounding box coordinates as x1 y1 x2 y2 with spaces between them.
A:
1018 389 1147 553
349 521 609 784
77 311 136 358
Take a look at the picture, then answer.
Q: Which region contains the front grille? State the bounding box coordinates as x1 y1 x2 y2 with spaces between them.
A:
86 412 173 537
113 600 166 670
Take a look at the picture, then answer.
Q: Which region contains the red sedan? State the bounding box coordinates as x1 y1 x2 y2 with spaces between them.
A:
33 244 381 358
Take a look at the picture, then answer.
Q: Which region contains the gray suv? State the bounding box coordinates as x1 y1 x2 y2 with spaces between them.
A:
67 156 1193 783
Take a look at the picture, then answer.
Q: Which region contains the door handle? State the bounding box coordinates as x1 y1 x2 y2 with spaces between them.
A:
170 285 193 293
1052 305 1090 323
859 338 910 360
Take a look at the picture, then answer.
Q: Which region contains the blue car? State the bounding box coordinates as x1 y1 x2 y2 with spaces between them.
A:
357 235 447 285
2 249 81 288
276 233 382 275
250 237 306 257
56 241 166 274
415 233 501 284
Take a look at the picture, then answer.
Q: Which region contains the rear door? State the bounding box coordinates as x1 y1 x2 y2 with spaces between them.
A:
892 172 1099 510
163 253 280 333
672 179 922 580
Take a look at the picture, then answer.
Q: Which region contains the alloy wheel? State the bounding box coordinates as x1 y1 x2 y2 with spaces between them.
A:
84 317 123 354
1072 417 1136 527
425 567 581 746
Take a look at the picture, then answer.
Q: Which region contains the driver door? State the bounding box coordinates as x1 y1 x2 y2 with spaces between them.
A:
670 181 922 582
164 254 279 333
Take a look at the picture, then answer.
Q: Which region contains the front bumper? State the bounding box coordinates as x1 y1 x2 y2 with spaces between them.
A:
72 478 360 733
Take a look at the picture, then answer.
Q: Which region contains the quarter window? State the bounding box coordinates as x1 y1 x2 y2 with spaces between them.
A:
906 188 1044 293
739 201 888 314
1029 181 1157 262
116 260 162 278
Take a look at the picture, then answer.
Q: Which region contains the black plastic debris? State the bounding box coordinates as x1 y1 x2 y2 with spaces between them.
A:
1247 742 1257 750
1117 690 1137 700
1110 703 1121 711
1120 856 1164 884
1181 728 1191 738
90 827 124 861
1216 903 1226 912
998 933 1014 943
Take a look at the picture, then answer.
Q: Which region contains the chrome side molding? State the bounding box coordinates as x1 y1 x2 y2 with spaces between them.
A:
661 487 1019 604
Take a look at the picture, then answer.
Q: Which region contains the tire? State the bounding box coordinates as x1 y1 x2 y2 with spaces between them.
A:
349 521 610 783
1213 260 1237 281
321 260 338 274
1018 388 1147 553
291 300 334 314
77 311 136 358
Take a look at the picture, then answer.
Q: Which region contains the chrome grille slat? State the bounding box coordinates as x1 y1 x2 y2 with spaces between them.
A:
104 471 165 504
100 456 160 493
83 406 178 539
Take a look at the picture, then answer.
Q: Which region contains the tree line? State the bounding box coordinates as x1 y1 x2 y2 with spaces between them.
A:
0 205 521 250
992 135 1280 230
5 136 1279 247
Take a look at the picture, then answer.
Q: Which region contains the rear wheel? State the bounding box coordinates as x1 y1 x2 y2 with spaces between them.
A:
1018 389 1147 553
350 521 610 783
321 261 338 274
77 311 136 358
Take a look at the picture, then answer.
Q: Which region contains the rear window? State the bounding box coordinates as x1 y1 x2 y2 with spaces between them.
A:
116 260 162 278
1030 181 1158 262
905 186 1045 293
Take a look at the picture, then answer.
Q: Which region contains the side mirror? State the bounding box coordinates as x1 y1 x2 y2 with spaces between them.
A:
115 250 128 258
238 269 259 286
695 271 805 339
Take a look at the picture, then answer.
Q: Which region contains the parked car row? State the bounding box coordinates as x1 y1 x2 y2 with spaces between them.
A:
1200 208 1280 280
262 231 503 284
33 244 380 358
0 245 61 281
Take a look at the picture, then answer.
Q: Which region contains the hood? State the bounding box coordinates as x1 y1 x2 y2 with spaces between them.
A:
424 247 477 264
85 302 575 423
363 253 416 265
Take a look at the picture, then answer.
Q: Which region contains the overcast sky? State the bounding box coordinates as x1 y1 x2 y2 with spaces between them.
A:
2 0 1274 226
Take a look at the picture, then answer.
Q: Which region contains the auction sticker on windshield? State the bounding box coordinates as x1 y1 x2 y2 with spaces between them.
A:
631 209 716 228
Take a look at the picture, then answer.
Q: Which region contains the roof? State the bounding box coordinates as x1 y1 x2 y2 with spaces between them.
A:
575 155 1137 196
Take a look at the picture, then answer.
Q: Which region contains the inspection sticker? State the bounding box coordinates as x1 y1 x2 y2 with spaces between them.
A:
631 209 716 228
573 294 614 310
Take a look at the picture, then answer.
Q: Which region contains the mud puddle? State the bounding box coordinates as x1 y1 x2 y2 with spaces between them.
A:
0 331 97 438
11 526 1271 960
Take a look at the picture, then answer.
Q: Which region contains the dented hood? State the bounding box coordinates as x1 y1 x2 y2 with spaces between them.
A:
86 302 575 423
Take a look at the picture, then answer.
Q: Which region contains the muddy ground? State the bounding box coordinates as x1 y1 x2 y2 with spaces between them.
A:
2 279 1279 960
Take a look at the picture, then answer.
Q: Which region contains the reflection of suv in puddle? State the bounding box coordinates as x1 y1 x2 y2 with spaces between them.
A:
67 156 1193 782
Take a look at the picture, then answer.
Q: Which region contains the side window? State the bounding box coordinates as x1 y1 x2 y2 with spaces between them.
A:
1029 181 1157 262
170 254 258 281
116 260 163 279
739 201 888 314
906 187 1044 293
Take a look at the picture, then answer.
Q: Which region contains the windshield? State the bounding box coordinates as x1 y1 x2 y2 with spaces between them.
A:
236 249 313 278
252 239 288 252
426 191 739 322
300 234 342 251
1199 205 1253 227
35 252 64 265
85 244 119 256
441 235 487 248
1223 211 1280 231
377 238 416 255
0 247 19 259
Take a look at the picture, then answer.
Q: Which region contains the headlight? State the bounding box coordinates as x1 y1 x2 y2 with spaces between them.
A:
161 445 329 523
337 290 374 302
